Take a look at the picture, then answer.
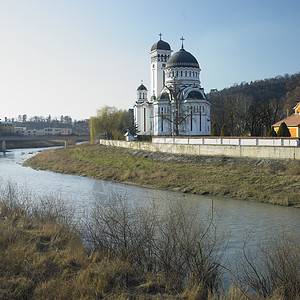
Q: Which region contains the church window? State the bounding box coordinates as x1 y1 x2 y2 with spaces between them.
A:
202 106 204 113
176 71 178 77
190 110 193 131
185 71 187 76
189 71 191 76
152 64 155 69
144 108 146 132
181 71 183 76
172 71 174 77
199 113 202 131
139 92 141 98
192 71 194 77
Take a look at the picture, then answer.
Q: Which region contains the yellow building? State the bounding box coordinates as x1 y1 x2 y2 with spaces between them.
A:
273 102 300 137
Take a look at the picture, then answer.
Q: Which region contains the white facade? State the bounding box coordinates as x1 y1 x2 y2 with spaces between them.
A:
134 35 211 136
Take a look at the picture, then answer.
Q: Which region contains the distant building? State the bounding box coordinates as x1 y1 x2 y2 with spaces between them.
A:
0 122 15 135
133 34 211 136
14 127 72 136
273 102 300 137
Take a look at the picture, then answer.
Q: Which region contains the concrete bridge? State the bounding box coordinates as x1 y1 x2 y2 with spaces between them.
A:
0 135 90 152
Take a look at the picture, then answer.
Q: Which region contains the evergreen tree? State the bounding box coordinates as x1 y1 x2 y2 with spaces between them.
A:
127 116 139 136
220 123 229 136
211 121 219 136
267 126 277 137
277 122 291 137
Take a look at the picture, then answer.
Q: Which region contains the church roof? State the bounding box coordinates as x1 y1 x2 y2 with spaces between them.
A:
186 90 205 100
137 84 147 91
151 39 171 51
273 114 300 127
166 48 199 68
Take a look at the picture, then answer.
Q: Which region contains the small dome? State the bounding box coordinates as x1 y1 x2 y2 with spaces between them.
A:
137 84 147 91
158 92 171 100
151 39 171 51
166 48 199 68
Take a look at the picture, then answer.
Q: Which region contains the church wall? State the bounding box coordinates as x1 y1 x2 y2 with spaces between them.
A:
99 139 300 160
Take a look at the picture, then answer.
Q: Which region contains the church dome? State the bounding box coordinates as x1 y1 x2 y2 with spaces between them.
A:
151 39 171 51
166 48 199 68
137 84 147 91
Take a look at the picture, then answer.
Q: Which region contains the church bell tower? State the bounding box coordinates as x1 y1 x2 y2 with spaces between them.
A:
149 33 172 100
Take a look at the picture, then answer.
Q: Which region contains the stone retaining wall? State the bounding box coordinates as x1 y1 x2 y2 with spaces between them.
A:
99 139 300 160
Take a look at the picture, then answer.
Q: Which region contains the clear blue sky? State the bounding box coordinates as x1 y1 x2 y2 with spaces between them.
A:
0 0 299 120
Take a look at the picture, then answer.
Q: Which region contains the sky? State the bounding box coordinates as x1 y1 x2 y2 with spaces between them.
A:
0 0 299 121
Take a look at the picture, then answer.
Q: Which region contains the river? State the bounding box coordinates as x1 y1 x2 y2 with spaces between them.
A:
0 147 299 261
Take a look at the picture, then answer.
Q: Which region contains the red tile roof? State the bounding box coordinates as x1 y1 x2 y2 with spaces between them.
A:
273 114 300 127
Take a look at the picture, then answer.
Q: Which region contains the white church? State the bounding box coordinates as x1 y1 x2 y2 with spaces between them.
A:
134 34 211 136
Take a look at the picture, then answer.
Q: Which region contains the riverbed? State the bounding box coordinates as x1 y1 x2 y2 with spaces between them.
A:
0 147 299 261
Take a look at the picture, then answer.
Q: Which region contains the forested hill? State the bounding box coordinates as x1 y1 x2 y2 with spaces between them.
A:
207 72 300 136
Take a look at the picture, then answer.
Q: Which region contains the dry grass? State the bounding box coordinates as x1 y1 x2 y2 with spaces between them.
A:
0 182 299 299
25 143 300 207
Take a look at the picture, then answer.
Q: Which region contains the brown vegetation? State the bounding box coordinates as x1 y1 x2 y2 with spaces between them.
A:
25 143 300 207
0 182 299 299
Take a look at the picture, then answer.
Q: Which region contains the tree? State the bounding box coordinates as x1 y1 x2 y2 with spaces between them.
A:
158 76 190 136
211 121 219 136
277 122 291 137
127 115 139 136
89 106 133 141
267 126 277 137
220 123 229 136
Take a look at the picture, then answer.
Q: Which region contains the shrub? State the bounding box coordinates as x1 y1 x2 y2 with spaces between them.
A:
267 126 277 137
211 122 219 136
220 123 229 136
277 122 291 137
237 231 300 299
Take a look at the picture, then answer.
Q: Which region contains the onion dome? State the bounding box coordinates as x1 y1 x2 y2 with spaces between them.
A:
151 39 171 51
137 84 147 91
166 48 199 68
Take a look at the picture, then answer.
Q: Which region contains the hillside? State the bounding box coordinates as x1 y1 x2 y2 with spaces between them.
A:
207 72 300 136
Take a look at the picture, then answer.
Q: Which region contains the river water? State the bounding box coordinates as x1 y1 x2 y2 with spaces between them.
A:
0 147 299 261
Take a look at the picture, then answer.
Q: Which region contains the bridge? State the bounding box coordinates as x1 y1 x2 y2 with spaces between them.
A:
0 135 90 153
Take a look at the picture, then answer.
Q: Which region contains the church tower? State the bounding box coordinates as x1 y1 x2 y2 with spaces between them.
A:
149 34 172 100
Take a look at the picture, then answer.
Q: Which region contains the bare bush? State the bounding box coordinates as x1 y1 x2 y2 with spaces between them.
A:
237 231 300 299
82 195 227 294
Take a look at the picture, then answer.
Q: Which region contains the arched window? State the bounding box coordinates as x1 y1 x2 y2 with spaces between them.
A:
181 71 183 76
185 71 187 76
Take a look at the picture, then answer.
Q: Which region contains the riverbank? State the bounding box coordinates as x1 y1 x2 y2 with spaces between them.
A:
24 143 300 207
1 183 299 299
2 139 76 150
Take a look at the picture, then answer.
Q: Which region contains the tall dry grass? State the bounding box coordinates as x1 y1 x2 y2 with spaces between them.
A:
0 182 299 299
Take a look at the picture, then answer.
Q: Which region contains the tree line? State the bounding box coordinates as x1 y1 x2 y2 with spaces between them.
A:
208 72 300 136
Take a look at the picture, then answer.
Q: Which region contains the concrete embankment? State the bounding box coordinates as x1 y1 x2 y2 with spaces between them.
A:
99 139 300 160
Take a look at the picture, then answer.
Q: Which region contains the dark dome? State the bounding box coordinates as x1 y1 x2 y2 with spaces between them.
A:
187 91 205 100
151 39 171 51
166 49 199 68
137 84 147 91
158 92 170 100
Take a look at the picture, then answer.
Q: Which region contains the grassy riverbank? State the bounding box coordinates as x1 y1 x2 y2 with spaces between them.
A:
1 183 299 299
25 143 300 207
